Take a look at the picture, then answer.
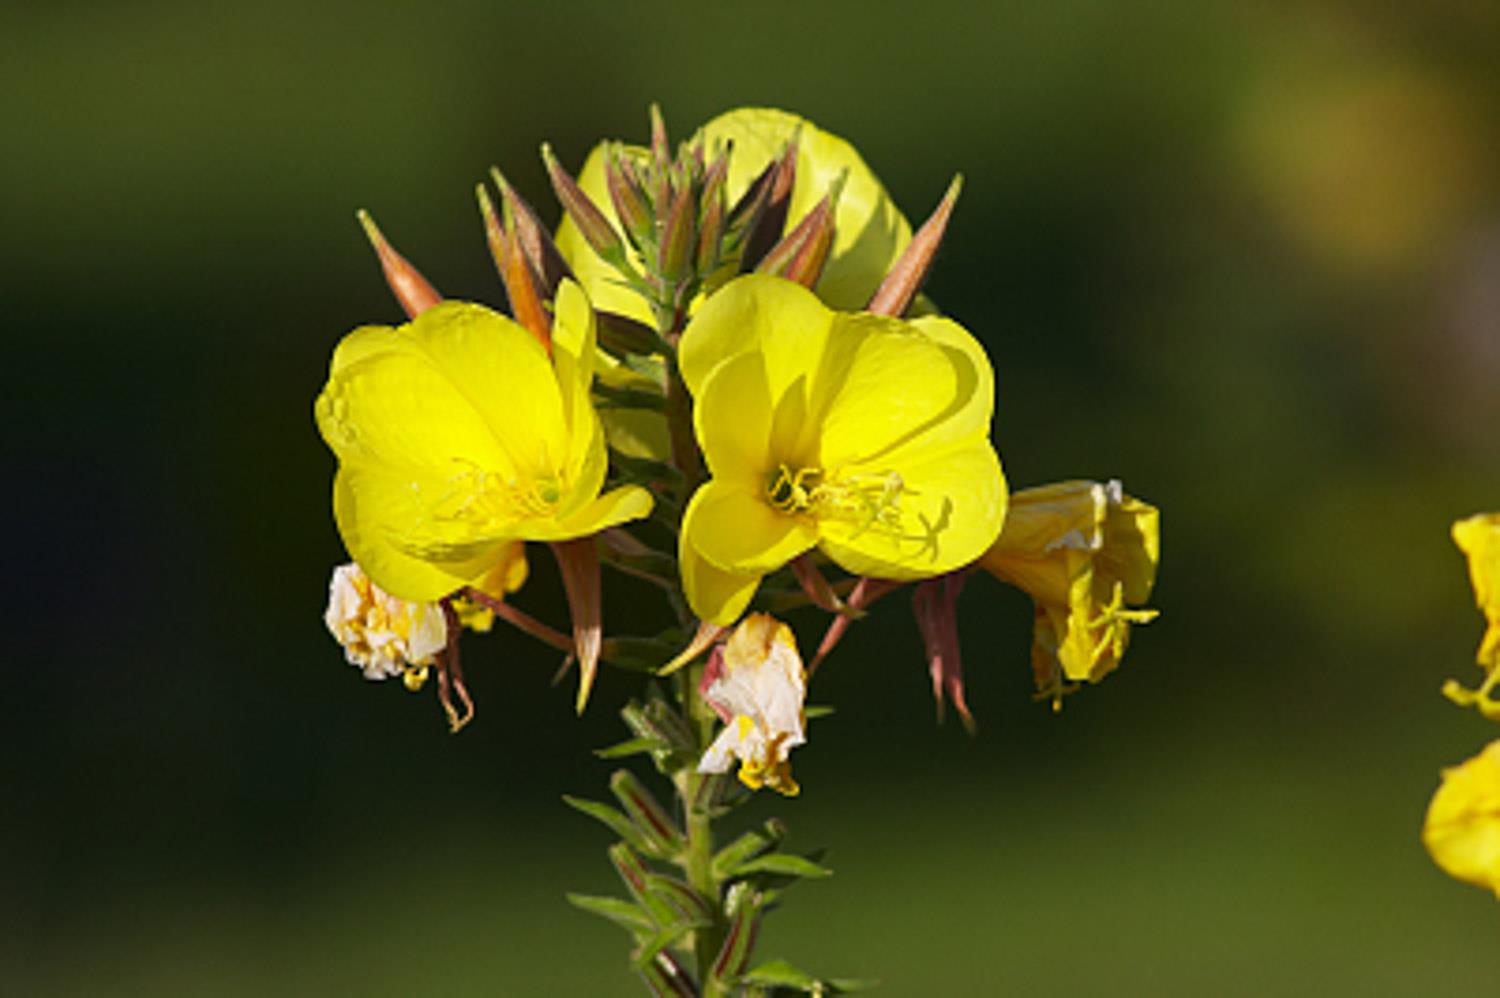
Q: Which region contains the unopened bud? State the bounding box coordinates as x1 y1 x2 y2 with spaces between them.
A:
475 184 550 348
356 209 442 319
736 136 798 272
656 181 697 283
753 172 843 288
867 173 963 317
489 167 573 296
542 143 628 267
648 102 671 176
604 145 654 251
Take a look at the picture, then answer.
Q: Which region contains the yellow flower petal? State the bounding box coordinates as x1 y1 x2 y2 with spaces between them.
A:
679 274 834 401
1454 512 1500 667
333 467 504 602
981 480 1160 695
693 350 775 485
819 440 1007 580
685 479 818 576
811 313 961 469
1424 739 1500 897
679 537 762 626
547 483 656 541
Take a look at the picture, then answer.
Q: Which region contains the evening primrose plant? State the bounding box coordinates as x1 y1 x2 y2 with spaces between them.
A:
314 105 1161 994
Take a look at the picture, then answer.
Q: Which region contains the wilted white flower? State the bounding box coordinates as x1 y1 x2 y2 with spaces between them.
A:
324 563 447 689
698 613 807 796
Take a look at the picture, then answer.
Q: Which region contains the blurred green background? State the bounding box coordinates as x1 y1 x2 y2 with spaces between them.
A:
8 1 1500 994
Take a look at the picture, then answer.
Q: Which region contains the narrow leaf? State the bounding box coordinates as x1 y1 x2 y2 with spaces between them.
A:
566 892 655 935
562 796 659 857
727 853 832 880
611 770 687 855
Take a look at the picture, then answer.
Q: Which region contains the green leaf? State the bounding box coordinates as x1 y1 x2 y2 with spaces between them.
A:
644 874 716 926
741 958 819 989
594 737 669 760
631 925 691 970
741 958 879 993
566 893 654 936
711 822 785 881
727 853 833 880
562 795 660 858
611 770 687 855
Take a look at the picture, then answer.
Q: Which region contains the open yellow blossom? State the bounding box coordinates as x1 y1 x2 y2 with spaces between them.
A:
980 480 1159 701
698 614 807 796
1445 513 1500 718
314 280 653 602
1424 739 1500 897
556 107 913 325
325 562 446 690
678 274 1006 624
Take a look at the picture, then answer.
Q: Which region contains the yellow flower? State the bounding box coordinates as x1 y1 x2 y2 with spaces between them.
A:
1445 513 1500 718
698 613 808 796
1424 739 1500 897
979 480 1159 703
678 274 1006 624
556 107 913 326
325 562 447 690
314 280 653 602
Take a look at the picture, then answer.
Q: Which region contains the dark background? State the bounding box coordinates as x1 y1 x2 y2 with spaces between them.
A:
8 2 1500 993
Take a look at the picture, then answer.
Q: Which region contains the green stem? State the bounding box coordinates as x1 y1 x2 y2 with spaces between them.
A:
678 662 727 994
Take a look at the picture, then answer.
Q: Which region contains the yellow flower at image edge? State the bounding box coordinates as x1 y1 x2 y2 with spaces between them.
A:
1424 739 1500 897
980 480 1160 701
325 562 446 690
698 614 808 796
677 274 1007 624
1447 513 1500 718
314 280 653 603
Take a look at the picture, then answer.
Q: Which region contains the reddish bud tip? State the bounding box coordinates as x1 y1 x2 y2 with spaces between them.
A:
356 209 442 319
867 173 963 317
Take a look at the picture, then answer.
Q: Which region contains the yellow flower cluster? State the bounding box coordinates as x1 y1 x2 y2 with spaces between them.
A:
312 105 1163 786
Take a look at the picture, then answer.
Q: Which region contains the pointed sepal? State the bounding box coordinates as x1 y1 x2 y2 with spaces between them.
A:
356 209 441 318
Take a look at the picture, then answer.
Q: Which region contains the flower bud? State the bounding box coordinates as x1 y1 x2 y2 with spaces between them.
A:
542 142 628 267
867 173 963 317
355 209 441 318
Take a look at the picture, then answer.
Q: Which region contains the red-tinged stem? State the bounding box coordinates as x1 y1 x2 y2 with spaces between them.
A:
458 587 574 654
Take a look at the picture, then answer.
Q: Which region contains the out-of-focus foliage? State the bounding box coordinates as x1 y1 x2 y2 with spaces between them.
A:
7 1 1500 993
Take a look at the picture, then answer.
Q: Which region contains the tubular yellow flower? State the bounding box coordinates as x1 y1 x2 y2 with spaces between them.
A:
1424 739 1500 897
314 280 653 603
1445 513 1500 718
678 274 1007 624
698 613 808 796
979 480 1159 703
325 562 447 690
556 106 913 324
